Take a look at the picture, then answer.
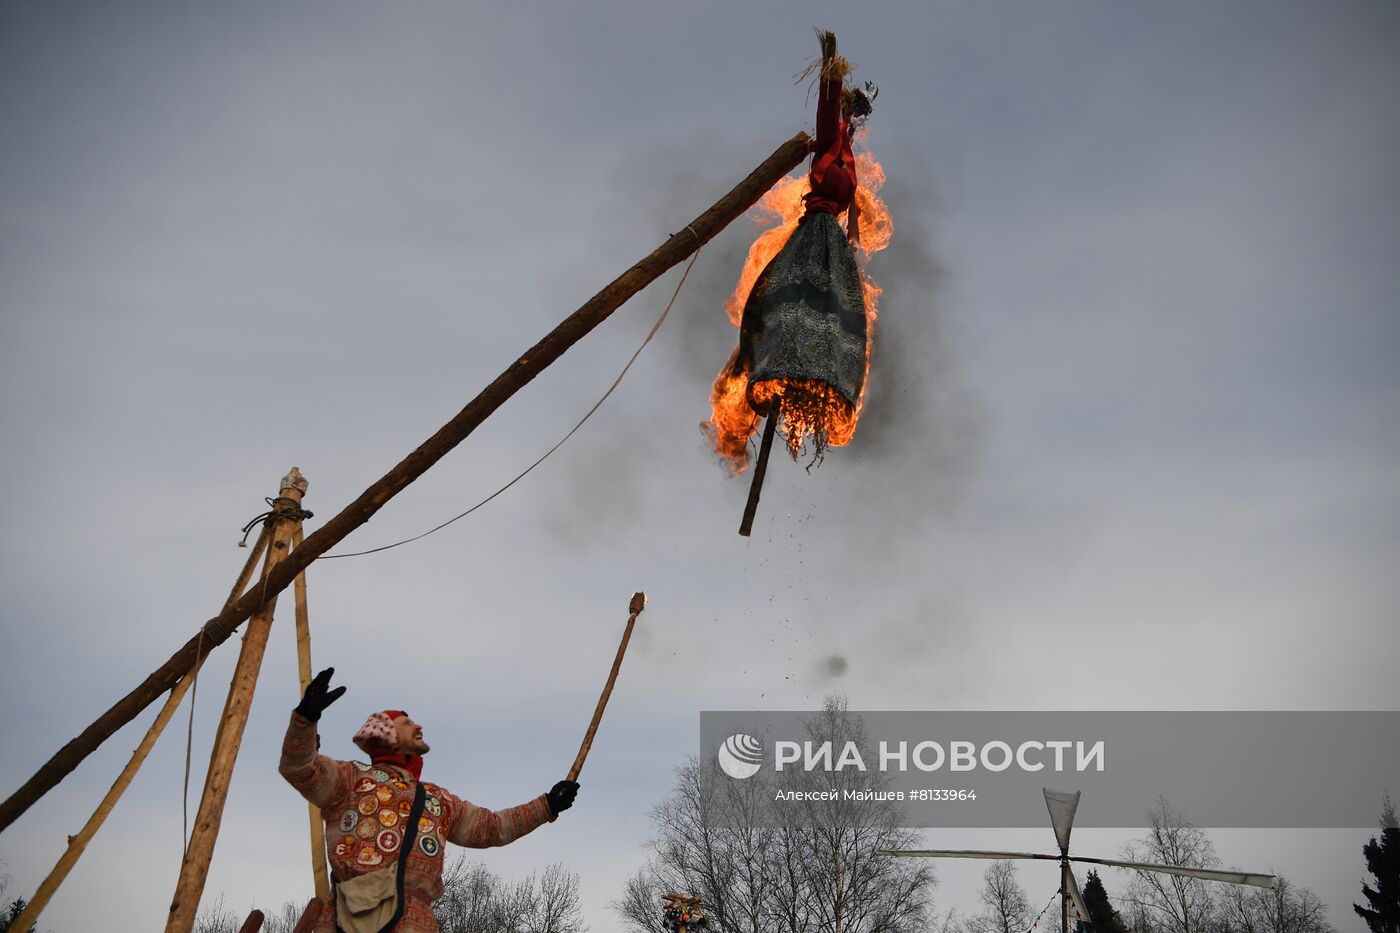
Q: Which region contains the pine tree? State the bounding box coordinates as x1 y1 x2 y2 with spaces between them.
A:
1082 870 1127 933
1355 794 1400 933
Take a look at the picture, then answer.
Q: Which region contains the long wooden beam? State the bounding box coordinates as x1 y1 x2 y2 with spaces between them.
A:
0 131 812 834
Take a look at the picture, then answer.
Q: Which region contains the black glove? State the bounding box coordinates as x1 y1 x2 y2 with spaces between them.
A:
294 667 346 722
547 780 579 815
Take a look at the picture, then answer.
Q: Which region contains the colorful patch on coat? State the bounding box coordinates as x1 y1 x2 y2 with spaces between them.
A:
377 829 401 853
356 820 377 839
397 799 412 816
425 796 441 817
418 816 433 834
378 808 399 828
353 761 371 772
355 778 376 794
375 786 393 803
338 810 359 832
334 835 355 857
370 769 391 784
357 796 379 816
356 845 383 866
418 834 439 857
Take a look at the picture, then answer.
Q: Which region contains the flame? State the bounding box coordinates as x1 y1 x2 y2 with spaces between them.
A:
750 378 856 460
703 144 891 473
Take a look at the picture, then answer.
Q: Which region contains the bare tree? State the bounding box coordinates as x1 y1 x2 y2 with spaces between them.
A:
260 900 308 933
1215 876 1333 933
630 755 779 932
1121 799 1221 933
192 894 241 933
931 905 968 933
435 858 514 933
966 860 1031 933
613 697 936 933
1124 898 1160 933
614 868 670 933
786 699 934 933
433 856 587 933
527 863 587 933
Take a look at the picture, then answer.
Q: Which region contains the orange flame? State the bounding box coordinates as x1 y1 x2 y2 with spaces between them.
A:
703 144 890 473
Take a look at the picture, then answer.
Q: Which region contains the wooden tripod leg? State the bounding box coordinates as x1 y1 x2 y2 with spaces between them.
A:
166 468 308 933
292 523 331 907
739 414 779 537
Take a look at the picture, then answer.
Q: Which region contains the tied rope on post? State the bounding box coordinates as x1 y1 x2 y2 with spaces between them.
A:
239 497 315 547
568 592 647 782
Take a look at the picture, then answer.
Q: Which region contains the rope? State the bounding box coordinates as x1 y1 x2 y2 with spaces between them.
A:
322 248 701 560
1027 889 1061 932
239 497 314 547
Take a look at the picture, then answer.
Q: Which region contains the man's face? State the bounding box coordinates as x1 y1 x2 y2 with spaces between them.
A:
392 715 430 755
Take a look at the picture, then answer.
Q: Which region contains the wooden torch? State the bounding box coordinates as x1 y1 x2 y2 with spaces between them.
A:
567 592 647 781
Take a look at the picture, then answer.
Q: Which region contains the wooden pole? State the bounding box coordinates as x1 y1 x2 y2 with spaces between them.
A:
568 592 646 782
9 525 274 932
0 131 811 834
238 910 265 933
291 523 331 906
165 468 308 933
1061 858 1069 933
738 413 779 536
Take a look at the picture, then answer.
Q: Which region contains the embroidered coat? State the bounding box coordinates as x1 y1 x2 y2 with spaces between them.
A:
280 712 555 932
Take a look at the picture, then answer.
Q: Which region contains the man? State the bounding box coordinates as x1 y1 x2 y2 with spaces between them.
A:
280 667 579 933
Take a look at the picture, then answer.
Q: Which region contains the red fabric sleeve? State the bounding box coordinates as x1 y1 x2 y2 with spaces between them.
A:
804 76 859 219
444 790 555 848
278 712 354 811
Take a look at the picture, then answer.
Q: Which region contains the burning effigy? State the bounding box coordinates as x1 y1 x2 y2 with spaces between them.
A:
704 30 890 535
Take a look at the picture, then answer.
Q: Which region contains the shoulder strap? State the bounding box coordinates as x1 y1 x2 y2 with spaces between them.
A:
377 781 428 933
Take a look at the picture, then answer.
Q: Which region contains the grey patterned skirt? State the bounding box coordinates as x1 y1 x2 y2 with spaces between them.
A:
735 211 867 410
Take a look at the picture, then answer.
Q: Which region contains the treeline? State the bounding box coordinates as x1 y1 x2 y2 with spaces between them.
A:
609 700 1398 933
188 859 586 933
11 712 1397 933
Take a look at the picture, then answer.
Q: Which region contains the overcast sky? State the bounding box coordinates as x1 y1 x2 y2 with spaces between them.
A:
2 2 1397 930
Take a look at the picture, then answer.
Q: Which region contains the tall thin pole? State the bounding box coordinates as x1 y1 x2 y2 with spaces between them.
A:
165 468 308 933
738 413 779 536
0 131 812 834
1061 857 1069 933
568 593 646 782
291 523 331 906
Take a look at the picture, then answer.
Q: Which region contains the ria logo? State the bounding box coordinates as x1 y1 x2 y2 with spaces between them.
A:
717 734 763 779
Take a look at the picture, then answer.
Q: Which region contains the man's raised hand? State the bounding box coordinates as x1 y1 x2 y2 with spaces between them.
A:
294 667 346 722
